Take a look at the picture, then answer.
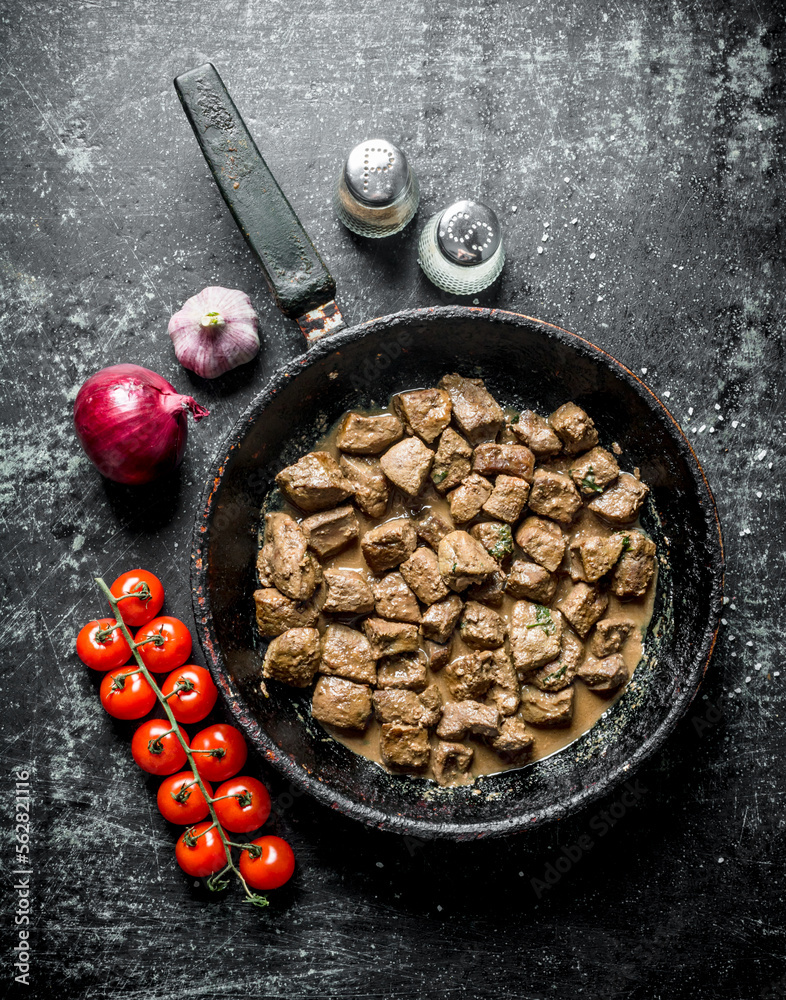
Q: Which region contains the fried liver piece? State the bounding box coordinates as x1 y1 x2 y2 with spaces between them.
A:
363 617 420 657
430 427 473 493
470 521 514 561
443 650 496 700
590 616 636 657
509 600 564 673
419 594 463 642
527 468 582 525
376 653 428 691
438 373 505 444
379 722 430 769
361 518 418 572
312 676 372 730
466 569 507 607
530 630 584 691
253 587 320 637
472 442 535 482
436 700 500 740
424 638 453 671
448 473 493 522
336 412 403 454
339 455 390 519
559 582 609 637
459 601 507 650
577 653 630 692
301 505 359 559
432 741 474 785
572 532 626 583
515 516 566 573
490 716 535 759
261 512 321 601
588 472 649 526
481 476 530 523
320 624 378 684
379 437 434 496
262 627 322 687
505 559 556 604
399 546 450 605
548 402 599 454
373 685 441 727
394 388 452 443
414 509 454 549
438 530 499 592
372 572 421 624
487 648 521 715
519 686 575 727
322 569 375 615
569 446 620 496
510 410 562 457
276 451 353 512
610 530 656 598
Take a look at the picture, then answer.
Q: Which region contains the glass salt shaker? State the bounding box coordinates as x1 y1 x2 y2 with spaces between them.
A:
418 199 505 295
333 139 419 238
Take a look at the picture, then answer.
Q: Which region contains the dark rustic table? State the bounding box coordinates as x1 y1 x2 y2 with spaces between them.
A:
2 1 784 997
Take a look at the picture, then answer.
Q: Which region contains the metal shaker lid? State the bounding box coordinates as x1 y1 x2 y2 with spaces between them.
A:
344 139 410 206
436 199 501 266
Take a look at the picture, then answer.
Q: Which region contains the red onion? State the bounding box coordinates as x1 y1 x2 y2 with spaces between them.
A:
74 364 209 485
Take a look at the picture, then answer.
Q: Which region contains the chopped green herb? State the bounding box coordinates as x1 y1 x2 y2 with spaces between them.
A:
432 469 448 484
621 535 631 551
489 524 514 560
579 466 604 493
541 661 568 683
526 604 556 635
510 413 520 425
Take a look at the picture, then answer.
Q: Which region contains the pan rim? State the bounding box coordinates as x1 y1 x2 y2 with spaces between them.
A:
190 304 725 840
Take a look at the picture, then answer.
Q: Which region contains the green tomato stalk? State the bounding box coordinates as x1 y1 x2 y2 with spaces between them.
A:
95 577 268 907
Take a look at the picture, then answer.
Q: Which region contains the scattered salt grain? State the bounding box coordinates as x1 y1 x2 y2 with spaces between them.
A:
756 491 762 498
437 905 443 912
571 217 578 225
537 246 544 255
775 672 781 678
746 640 753 647
511 205 518 212
718 857 724 863
564 176 570 183
664 390 671 398
714 403 721 410
755 663 762 670
698 425 706 433
376 862 384 868
756 449 767 461
688 407 694 416
721 618 728 625
732 420 739 428
641 367 648 374
544 222 550 228
542 233 549 242
746 676 751 682
589 252 596 260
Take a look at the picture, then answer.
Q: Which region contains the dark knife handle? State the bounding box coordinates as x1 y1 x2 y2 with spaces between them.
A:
175 63 337 320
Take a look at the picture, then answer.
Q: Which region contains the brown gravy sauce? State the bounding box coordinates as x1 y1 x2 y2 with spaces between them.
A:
274 405 657 786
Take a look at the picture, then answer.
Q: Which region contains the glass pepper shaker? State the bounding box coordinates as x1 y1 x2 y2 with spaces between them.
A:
333 139 419 238
418 199 505 294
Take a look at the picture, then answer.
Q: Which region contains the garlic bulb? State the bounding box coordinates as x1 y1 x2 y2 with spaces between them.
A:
168 286 259 378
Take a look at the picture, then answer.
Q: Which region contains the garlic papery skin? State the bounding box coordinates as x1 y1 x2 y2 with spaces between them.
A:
168 287 259 379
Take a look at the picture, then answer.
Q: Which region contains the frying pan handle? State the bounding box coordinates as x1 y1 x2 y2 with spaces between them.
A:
174 63 342 334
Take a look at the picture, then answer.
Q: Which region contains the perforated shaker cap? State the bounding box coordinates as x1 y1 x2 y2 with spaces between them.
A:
437 200 501 266
344 139 410 206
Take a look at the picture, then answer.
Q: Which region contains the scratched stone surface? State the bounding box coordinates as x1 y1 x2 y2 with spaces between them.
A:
1 0 784 997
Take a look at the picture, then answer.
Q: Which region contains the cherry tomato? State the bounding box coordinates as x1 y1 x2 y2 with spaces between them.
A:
175 821 227 877
134 616 192 674
160 665 218 724
110 569 165 627
157 772 214 825
131 719 190 776
99 667 156 720
76 619 132 672
191 724 248 782
212 776 271 833
239 836 295 890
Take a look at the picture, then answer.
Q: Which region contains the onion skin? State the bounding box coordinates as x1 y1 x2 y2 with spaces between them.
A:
74 364 209 485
